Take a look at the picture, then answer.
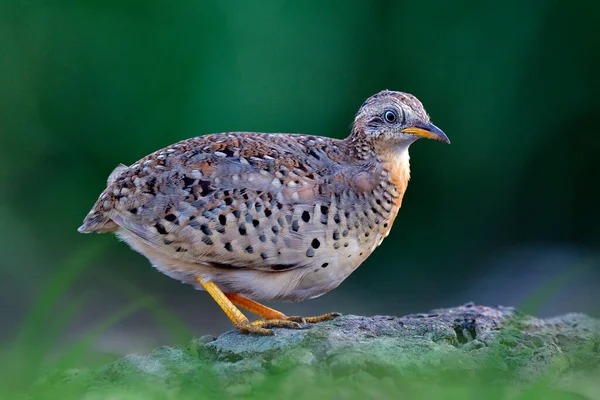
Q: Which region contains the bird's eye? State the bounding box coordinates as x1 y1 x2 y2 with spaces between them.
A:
384 110 397 123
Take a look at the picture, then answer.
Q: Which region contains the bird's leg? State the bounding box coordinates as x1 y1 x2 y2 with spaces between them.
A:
226 293 341 325
194 276 300 335
225 293 305 323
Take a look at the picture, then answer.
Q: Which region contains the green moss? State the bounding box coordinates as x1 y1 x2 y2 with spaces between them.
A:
12 307 598 400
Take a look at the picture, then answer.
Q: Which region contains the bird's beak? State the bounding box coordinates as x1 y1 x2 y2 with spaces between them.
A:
401 122 450 144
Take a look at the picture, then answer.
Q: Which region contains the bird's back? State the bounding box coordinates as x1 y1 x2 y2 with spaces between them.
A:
79 132 396 281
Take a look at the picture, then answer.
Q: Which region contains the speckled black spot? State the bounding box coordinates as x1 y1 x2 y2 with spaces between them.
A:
333 230 340 240
200 224 213 235
264 208 272 217
183 176 196 187
198 180 215 196
271 263 298 271
333 242 340 249
165 214 177 223
223 147 236 157
218 214 227 225
224 242 233 251
255 203 263 213
306 248 315 257
238 225 247 235
215 224 225 233
321 205 329 215
333 213 341 224
272 225 279 234
344 242 349 247
164 239 173 245
365 232 370 237
259 234 267 242
245 245 254 254
224 197 233 206
144 177 157 194
155 223 167 235
233 210 241 219
309 149 321 160
175 246 186 252
292 220 300 232
302 211 310 223
343 230 349 237
321 263 329 268
311 238 321 249
202 236 213 245
252 219 260 228
383 223 388 228
130 208 138 214
260 252 268 260
320 215 328 225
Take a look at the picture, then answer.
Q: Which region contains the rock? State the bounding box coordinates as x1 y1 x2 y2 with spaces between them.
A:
41 304 600 398
201 303 599 385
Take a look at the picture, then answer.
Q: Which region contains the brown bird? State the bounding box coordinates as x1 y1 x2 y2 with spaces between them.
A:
78 90 450 335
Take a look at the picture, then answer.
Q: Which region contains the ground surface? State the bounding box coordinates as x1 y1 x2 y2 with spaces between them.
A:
34 304 600 399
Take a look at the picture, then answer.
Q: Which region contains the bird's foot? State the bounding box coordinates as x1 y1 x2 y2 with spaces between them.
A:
303 312 342 323
236 318 304 336
284 312 342 324
235 313 341 335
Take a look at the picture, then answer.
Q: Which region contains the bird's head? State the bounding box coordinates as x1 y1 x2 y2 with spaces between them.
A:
352 90 450 149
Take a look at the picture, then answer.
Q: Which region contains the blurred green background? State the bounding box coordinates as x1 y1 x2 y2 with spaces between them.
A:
1 0 599 356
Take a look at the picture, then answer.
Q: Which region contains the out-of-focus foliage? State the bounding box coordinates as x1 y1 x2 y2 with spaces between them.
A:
0 0 598 344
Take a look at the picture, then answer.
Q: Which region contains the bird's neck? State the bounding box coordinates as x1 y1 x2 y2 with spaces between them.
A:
345 134 412 239
376 145 411 222
346 133 412 197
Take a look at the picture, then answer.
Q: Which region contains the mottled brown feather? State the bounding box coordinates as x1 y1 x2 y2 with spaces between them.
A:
78 90 447 301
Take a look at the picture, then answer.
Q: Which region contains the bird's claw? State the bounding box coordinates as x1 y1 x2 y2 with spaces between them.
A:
284 312 341 324
236 312 341 335
303 312 342 323
284 316 307 323
236 318 304 336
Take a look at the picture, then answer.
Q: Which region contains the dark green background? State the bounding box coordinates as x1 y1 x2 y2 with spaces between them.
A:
1 1 598 353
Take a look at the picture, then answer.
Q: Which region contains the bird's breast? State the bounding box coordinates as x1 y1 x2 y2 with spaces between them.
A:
375 149 411 239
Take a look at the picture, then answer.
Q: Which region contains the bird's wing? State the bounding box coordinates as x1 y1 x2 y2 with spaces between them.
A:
80 132 357 272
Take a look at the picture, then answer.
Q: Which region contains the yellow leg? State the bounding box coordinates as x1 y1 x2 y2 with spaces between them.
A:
226 293 292 320
194 276 302 335
226 293 341 325
194 276 249 326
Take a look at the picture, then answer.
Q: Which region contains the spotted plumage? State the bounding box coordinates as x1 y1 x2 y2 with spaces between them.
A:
79 90 449 334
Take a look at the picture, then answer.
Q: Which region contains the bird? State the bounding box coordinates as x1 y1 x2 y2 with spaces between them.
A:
78 90 450 335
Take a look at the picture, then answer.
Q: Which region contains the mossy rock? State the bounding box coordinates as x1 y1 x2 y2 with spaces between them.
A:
35 304 600 399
